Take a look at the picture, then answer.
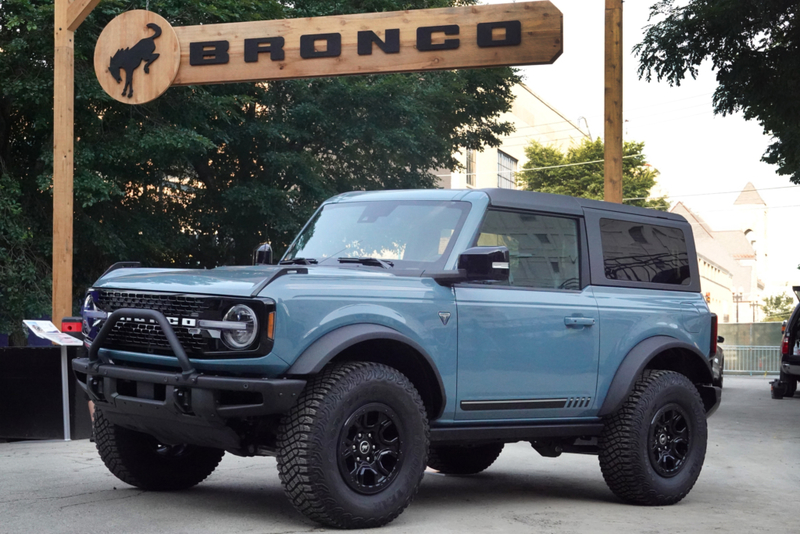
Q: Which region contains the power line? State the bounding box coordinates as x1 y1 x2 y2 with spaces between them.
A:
690 204 800 213
434 153 645 177
521 153 643 171
623 184 800 201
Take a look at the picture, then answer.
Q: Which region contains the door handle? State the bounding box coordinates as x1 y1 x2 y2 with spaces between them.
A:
564 317 595 327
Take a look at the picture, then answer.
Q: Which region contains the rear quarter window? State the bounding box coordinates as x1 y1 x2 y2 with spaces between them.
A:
599 218 690 285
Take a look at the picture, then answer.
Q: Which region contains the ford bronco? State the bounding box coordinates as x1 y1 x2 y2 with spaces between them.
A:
73 188 721 528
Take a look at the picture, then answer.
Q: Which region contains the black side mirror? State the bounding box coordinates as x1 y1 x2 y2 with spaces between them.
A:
458 246 510 282
717 336 725 344
253 243 273 265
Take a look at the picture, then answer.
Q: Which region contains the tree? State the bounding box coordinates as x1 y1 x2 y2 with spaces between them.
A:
0 174 51 344
517 138 669 210
0 0 518 333
761 293 795 322
634 0 800 183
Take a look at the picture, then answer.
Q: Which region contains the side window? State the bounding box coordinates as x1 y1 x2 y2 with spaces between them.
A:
476 210 580 289
599 218 690 285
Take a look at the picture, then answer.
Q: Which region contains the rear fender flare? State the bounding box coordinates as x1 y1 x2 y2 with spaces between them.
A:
598 336 713 416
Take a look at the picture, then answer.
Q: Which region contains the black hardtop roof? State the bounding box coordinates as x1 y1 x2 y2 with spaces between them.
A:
480 188 686 222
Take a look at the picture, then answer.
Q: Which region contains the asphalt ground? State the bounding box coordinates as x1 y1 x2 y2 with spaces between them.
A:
1 376 797 534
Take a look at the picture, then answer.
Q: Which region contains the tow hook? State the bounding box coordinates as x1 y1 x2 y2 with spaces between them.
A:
174 387 193 413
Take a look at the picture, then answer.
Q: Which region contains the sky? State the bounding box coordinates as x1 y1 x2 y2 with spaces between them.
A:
483 0 800 294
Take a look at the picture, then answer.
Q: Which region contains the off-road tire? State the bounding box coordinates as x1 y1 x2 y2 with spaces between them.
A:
94 408 224 490
428 443 504 475
598 370 707 506
276 362 429 529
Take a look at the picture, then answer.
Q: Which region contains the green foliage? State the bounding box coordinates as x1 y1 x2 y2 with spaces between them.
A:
761 293 796 322
517 138 669 210
635 0 800 183
0 174 52 343
0 0 518 329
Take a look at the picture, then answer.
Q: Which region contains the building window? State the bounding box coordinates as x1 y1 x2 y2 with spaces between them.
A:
497 150 517 189
466 149 476 187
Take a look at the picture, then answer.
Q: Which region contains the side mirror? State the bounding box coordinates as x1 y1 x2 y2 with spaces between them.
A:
458 246 510 282
717 336 725 344
253 243 273 265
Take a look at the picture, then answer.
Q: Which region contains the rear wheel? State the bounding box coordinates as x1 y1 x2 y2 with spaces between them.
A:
276 362 429 529
94 408 224 490
599 370 707 505
781 372 797 397
428 443 504 475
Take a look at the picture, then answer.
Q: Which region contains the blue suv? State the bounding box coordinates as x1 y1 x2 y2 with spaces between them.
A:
73 188 721 528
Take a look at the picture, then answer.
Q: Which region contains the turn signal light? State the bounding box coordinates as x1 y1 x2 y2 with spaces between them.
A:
267 311 275 340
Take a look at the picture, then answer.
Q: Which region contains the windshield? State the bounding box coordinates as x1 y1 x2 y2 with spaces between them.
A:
283 200 471 269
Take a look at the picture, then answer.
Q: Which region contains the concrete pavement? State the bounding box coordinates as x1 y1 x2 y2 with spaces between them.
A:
1 376 797 533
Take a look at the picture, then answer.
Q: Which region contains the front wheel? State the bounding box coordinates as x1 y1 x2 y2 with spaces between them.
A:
94 408 224 490
276 362 429 529
598 370 707 505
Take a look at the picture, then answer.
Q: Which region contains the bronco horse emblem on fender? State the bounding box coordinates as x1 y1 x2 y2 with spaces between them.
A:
108 23 162 98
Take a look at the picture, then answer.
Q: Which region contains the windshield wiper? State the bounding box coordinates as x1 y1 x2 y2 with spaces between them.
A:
279 258 319 265
338 257 394 268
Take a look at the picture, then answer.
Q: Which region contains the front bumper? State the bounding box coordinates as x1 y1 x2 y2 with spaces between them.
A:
73 308 305 451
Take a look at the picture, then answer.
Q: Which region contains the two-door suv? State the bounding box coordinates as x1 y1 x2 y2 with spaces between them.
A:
73 189 721 528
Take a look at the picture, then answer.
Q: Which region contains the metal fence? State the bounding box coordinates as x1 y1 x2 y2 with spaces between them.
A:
719 345 781 375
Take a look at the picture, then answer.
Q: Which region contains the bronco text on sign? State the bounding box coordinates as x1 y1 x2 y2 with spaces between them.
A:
93 2 561 103
171 2 561 85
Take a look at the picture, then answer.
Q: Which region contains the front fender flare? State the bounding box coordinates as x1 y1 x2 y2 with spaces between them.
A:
286 324 446 419
598 336 713 417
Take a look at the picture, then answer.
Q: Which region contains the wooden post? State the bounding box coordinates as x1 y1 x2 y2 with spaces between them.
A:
604 0 623 203
53 1 75 326
53 0 101 326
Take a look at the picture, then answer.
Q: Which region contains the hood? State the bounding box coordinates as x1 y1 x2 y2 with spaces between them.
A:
93 264 412 297
93 265 287 297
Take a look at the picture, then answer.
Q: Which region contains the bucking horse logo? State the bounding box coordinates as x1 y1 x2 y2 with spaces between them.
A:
108 23 162 98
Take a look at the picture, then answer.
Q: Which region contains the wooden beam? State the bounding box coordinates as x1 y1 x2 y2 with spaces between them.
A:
53 0 75 326
604 0 623 203
67 0 102 31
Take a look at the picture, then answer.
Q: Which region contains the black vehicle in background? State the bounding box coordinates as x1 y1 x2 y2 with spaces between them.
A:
771 286 800 399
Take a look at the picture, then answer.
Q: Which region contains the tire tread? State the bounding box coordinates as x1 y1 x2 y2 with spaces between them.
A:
276 362 429 529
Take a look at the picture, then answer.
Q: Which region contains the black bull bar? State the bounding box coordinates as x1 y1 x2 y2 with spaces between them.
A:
72 308 305 451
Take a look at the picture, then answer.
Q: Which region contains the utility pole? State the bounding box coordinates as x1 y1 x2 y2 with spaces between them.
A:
604 0 623 203
52 0 101 326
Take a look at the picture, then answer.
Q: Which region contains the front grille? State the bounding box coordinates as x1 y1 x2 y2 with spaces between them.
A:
97 291 210 319
96 291 214 355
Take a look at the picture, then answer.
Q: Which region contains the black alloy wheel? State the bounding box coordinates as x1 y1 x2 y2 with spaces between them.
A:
338 403 404 495
599 369 707 506
277 362 429 529
649 404 690 477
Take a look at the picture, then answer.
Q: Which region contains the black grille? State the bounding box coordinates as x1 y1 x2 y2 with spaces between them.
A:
97 291 210 318
97 291 213 355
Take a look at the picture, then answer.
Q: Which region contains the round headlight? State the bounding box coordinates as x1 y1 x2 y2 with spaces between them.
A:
221 304 259 350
